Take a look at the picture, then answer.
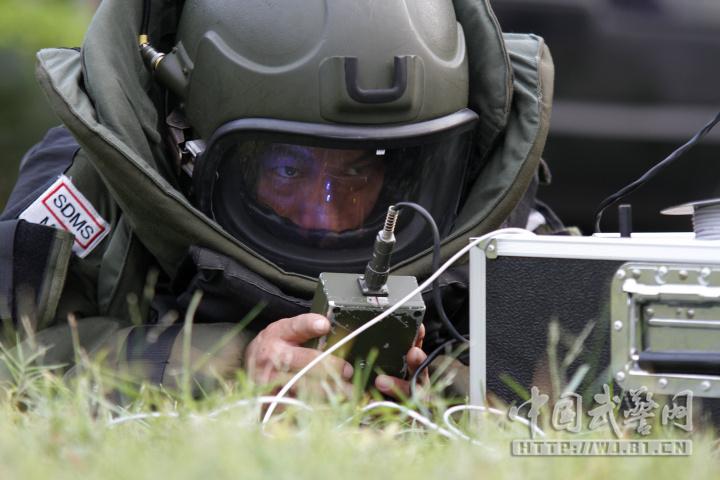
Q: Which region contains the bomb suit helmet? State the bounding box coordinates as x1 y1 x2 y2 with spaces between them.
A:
157 0 477 276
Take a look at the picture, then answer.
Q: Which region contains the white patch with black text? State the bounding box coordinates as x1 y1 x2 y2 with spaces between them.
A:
19 175 110 258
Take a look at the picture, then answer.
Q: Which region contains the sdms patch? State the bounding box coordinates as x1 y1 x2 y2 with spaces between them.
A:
19 175 110 258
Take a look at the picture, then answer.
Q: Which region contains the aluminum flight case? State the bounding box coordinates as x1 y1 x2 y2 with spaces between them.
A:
469 232 720 421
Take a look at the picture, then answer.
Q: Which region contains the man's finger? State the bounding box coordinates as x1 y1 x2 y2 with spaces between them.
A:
375 347 429 400
406 346 427 373
414 324 425 348
277 345 354 380
375 375 410 399
269 313 330 344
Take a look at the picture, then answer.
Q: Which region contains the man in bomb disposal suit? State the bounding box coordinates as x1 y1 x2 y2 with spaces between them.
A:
0 0 555 396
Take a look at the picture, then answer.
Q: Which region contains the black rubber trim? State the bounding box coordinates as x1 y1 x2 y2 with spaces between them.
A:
639 351 720 375
344 56 408 104
0 221 18 320
204 109 478 148
125 324 183 384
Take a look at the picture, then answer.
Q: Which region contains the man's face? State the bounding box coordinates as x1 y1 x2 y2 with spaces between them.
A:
255 144 386 232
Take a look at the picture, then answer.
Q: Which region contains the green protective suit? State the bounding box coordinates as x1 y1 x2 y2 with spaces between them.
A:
1 0 553 390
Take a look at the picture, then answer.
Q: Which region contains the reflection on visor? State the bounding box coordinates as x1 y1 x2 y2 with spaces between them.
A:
254 144 386 232
200 109 479 275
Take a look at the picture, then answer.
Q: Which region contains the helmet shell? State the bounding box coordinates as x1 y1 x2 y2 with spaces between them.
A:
174 0 469 138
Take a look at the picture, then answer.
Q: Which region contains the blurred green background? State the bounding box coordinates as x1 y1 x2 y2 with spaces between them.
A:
0 0 94 210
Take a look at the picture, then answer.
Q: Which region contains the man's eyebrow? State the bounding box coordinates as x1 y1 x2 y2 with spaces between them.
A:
268 144 315 163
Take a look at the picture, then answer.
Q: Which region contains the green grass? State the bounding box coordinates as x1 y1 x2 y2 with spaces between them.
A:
0 353 717 480
0 301 717 479
0 394 716 480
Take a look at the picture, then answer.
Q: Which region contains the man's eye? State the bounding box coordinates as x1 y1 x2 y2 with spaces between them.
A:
342 164 374 177
274 166 300 178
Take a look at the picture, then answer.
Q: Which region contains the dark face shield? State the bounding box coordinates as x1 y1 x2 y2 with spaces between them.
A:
193 109 479 276
242 143 387 234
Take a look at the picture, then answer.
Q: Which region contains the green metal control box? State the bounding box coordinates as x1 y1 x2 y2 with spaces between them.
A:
310 272 426 380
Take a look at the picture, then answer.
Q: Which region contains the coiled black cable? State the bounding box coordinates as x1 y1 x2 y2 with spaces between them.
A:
392 202 469 403
409 337 467 402
594 110 720 233
393 202 467 345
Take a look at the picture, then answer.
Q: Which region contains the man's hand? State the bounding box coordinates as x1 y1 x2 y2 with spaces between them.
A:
244 313 354 386
374 324 429 399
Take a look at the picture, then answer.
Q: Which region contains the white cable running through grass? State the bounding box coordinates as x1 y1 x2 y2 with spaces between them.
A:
107 399 545 448
357 401 457 439
207 396 312 418
442 404 546 441
107 396 312 427
108 399 456 441
262 228 534 424
108 411 179 426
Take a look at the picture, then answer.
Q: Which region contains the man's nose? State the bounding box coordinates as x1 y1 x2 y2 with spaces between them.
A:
296 177 344 231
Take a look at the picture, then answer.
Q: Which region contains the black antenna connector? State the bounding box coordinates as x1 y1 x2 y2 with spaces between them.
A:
359 206 399 296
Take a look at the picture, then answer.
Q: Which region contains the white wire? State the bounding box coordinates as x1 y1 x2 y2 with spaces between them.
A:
442 404 546 440
442 404 503 441
207 396 312 418
262 228 533 424
107 398 542 453
107 411 180 427
356 401 457 440
107 396 312 427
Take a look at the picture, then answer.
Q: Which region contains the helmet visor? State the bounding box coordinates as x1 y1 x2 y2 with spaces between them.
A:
237 142 387 236
194 109 479 276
